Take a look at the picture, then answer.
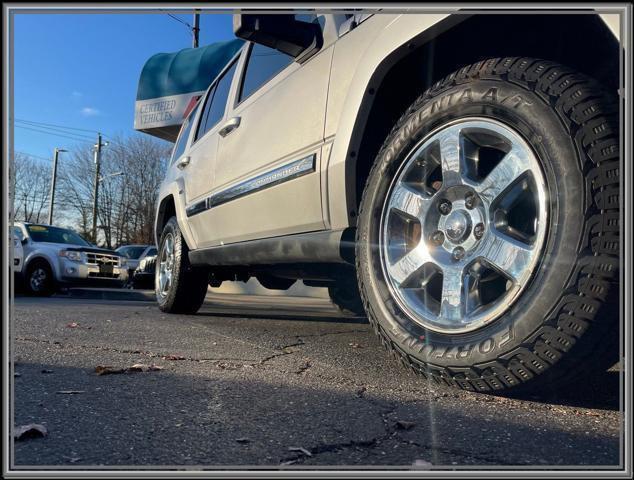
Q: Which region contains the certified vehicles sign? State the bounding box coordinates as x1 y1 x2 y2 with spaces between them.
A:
134 39 243 142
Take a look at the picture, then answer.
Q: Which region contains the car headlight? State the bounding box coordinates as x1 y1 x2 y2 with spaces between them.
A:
59 250 82 262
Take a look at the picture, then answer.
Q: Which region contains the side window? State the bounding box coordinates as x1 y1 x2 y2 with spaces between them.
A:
238 14 321 103
171 102 199 163
238 43 293 103
196 61 238 140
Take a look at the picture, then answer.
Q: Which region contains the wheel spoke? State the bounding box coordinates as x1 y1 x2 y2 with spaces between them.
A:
475 145 531 203
388 244 432 285
438 126 463 185
479 231 534 284
439 265 465 322
388 183 431 219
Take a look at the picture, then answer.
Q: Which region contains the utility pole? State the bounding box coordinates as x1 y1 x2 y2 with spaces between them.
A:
47 148 66 225
192 10 200 48
91 133 107 244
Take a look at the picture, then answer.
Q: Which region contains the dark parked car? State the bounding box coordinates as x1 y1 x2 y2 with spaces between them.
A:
129 248 158 289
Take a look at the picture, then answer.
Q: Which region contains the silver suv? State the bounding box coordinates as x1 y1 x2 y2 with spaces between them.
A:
14 222 128 296
154 12 620 392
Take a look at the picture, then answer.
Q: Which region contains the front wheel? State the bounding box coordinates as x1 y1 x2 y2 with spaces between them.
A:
156 217 209 314
356 57 619 392
25 260 55 297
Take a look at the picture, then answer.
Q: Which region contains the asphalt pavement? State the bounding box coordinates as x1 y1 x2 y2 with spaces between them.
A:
11 292 623 469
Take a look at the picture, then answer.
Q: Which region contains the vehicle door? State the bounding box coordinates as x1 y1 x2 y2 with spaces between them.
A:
180 57 242 245
199 14 334 247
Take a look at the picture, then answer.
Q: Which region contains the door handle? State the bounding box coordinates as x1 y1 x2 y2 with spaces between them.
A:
218 117 241 137
176 156 191 170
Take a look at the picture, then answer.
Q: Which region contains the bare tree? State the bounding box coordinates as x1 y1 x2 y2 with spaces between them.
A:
56 134 170 248
56 146 96 239
11 153 51 223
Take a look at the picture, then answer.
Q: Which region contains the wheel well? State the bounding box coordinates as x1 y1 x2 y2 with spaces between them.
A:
155 195 176 245
26 257 53 275
351 13 620 216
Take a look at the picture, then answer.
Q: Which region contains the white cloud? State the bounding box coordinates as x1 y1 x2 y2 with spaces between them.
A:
80 107 101 117
71 91 83 98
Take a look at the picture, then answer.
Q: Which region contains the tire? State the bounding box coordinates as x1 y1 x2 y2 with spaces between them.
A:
156 217 209 314
25 260 55 297
356 57 619 393
328 282 365 316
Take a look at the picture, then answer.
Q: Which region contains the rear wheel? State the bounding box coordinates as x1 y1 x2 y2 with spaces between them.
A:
356 57 619 392
156 217 208 314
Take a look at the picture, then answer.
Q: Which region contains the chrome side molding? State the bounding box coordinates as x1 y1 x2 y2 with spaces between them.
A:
186 153 316 217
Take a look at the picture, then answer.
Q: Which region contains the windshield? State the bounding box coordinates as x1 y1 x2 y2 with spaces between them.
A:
146 247 158 257
26 225 92 246
117 246 148 259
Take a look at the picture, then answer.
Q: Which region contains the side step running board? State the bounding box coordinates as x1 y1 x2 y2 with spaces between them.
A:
188 228 356 267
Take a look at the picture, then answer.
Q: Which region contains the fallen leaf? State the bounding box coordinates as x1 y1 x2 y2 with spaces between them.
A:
236 438 250 444
41 369 54 374
14 423 48 440
163 354 186 361
280 459 298 466
56 390 85 395
14 372 21 378
62 455 81 463
94 366 125 376
348 342 363 349
66 322 79 328
396 420 416 430
288 446 312 457
148 364 164 371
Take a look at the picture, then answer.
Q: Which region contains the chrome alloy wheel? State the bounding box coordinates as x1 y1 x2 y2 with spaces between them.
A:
380 118 548 334
157 233 175 299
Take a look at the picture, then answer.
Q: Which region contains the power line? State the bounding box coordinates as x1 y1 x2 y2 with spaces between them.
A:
14 118 100 134
161 10 192 29
15 120 96 140
15 125 93 144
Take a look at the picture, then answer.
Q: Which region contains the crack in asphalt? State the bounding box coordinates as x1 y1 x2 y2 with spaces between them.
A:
14 337 259 365
294 329 369 340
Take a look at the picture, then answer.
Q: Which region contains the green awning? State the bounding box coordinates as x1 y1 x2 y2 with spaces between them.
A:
134 39 244 142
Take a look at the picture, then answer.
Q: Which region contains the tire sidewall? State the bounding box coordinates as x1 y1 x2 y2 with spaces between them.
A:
26 261 54 297
156 218 181 310
358 79 585 367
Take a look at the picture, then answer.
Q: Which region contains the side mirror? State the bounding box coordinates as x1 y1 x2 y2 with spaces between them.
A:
233 14 323 63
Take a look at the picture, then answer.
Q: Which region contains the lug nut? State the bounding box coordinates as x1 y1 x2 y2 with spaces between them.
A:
465 192 477 209
431 230 445 246
438 199 452 215
452 246 466 261
474 223 485 239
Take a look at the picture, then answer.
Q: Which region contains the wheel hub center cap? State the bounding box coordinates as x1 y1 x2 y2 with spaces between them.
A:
444 210 471 242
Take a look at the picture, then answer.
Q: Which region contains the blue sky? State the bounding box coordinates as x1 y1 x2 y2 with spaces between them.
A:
13 11 235 160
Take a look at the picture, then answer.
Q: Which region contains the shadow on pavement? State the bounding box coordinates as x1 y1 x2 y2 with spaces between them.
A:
503 370 621 411
12 361 620 468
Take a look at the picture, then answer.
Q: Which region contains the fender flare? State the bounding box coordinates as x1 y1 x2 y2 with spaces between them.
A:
326 13 463 230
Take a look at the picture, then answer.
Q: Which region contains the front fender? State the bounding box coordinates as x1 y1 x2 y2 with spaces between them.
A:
23 252 60 280
155 178 198 251
326 12 459 230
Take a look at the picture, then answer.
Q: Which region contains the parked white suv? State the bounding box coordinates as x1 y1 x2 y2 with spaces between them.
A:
13 222 128 296
153 12 620 392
